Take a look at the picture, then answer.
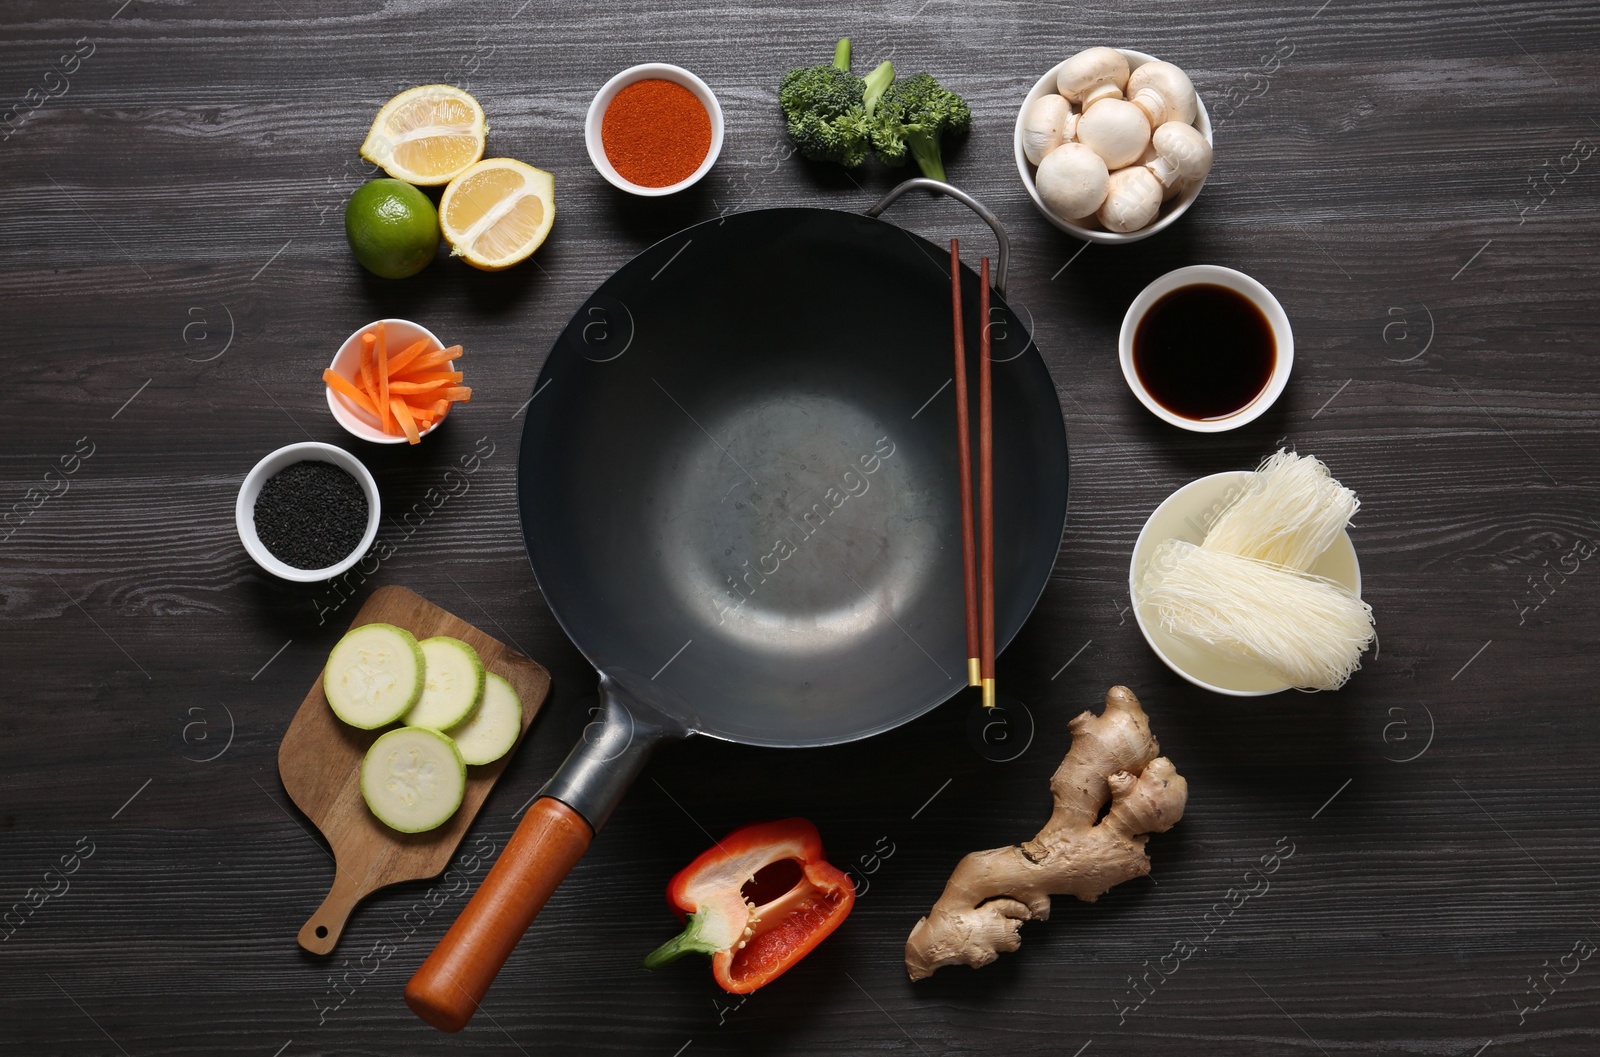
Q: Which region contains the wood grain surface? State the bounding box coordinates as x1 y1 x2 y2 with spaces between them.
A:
278 584 550 956
2 1 1598 1055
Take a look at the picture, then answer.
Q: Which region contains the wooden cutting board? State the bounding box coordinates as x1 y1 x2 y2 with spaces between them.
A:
277 584 551 955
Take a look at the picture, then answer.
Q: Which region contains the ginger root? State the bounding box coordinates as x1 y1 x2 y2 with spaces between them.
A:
905 685 1186 980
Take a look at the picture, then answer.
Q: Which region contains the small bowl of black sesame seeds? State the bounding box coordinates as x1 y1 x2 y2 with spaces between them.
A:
236 442 380 582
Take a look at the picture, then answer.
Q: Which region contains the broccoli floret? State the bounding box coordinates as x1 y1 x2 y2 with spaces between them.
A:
779 39 894 169
860 59 894 118
871 72 971 182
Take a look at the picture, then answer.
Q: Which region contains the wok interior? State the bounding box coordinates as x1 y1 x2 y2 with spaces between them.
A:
519 209 1067 746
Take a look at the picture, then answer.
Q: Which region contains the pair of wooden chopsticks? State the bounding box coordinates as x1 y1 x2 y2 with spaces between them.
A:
950 239 996 709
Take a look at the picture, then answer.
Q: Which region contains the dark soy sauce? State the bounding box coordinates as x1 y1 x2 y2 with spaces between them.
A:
1133 283 1276 420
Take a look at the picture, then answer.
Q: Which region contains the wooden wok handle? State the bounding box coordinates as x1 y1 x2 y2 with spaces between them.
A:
405 797 592 1032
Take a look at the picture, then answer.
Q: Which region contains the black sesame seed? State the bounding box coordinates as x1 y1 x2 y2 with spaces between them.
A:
253 460 369 571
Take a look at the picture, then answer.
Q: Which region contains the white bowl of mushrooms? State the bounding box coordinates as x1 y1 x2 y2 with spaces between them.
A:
1014 48 1213 243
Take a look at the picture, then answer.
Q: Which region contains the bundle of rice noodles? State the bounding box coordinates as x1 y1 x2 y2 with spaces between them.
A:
1201 449 1359 571
1138 539 1374 690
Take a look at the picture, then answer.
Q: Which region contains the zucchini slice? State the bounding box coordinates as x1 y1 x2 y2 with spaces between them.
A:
322 622 424 729
404 636 486 730
360 726 466 833
447 672 523 766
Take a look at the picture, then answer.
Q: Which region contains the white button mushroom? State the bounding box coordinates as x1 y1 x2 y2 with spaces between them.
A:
1021 93 1075 166
1145 121 1213 198
1075 97 1151 170
1126 60 1197 127
1079 82 1123 110
1135 141 1173 199
1097 166 1164 232
1055 47 1129 106
1035 141 1109 221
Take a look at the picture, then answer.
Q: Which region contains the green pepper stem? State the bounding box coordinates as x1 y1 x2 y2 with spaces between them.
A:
642 908 723 970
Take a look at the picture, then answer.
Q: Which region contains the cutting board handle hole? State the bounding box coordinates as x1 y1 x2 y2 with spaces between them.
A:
314 925 328 939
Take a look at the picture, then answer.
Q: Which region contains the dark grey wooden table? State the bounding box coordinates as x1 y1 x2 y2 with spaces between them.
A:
4 2 1597 1054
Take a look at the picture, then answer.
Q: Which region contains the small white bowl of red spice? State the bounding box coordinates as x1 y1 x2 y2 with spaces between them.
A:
586 63 723 195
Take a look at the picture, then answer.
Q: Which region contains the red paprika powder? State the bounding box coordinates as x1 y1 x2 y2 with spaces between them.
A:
601 78 711 188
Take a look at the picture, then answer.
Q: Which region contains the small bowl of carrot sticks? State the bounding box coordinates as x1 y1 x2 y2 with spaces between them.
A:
321 319 470 445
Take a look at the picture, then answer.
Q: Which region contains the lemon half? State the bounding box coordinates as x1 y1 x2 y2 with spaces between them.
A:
360 85 487 186
439 158 555 271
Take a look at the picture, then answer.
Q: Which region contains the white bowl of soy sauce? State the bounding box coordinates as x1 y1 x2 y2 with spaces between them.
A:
1119 265 1293 432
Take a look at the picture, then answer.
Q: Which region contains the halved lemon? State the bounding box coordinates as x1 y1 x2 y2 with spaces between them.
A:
439 158 555 271
360 85 487 186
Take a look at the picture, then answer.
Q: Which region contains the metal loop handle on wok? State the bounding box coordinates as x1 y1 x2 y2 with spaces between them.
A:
865 178 1010 296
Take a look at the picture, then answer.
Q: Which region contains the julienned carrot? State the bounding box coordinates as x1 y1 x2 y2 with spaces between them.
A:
402 394 441 420
390 397 421 445
323 369 378 416
376 323 392 434
389 379 454 394
325 330 464 440
359 333 378 406
386 339 432 376
402 346 463 372
391 369 464 384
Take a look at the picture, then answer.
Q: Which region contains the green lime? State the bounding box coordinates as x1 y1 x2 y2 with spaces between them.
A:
345 178 439 279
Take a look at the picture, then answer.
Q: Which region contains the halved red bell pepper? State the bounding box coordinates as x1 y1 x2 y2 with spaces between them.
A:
643 817 855 993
